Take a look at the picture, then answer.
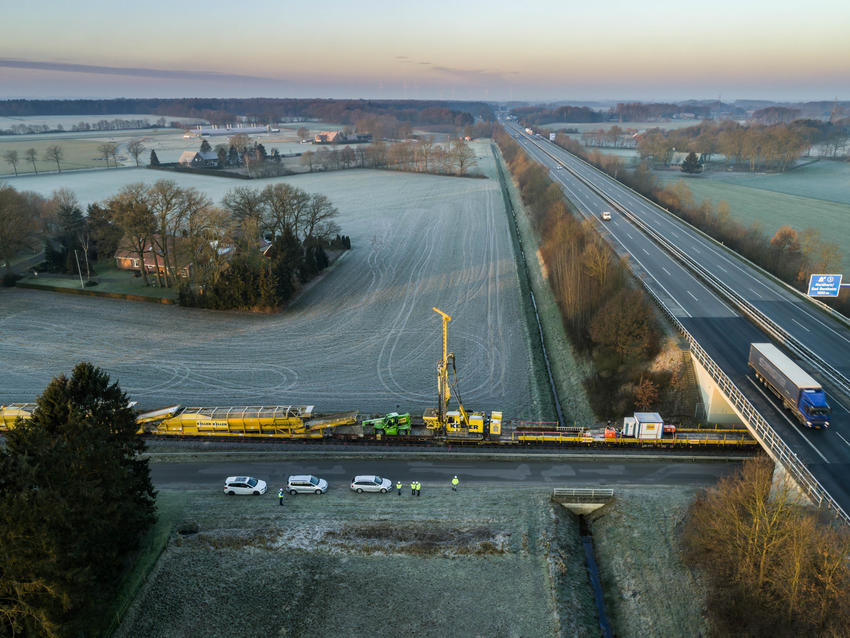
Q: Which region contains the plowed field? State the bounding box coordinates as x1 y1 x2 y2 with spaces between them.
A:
0 165 548 419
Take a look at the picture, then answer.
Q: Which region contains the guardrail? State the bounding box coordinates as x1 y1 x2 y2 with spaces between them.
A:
508 125 850 526
552 488 614 503
513 124 850 397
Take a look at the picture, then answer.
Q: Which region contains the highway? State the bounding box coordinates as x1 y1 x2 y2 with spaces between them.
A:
500 120 850 520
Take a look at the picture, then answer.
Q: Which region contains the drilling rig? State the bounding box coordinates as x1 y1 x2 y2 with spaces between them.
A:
422 307 502 438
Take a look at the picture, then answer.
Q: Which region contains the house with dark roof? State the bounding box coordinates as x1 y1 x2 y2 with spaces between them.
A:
178 151 220 168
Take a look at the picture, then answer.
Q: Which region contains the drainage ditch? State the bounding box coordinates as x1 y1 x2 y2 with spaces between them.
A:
579 515 613 638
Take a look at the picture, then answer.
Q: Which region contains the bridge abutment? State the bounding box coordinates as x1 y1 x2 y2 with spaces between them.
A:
690 353 743 425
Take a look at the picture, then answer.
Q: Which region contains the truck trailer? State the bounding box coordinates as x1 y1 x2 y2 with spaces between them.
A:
747 343 830 428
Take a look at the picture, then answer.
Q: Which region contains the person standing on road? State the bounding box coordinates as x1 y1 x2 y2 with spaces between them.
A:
416 481 421 496
278 487 285 506
396 480 403 495
410 480 416 496
451 475 459 492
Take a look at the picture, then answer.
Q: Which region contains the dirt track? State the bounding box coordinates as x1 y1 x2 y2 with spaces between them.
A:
0 166 548 419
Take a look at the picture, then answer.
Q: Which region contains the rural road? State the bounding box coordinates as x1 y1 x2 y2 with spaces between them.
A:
150 454 745 491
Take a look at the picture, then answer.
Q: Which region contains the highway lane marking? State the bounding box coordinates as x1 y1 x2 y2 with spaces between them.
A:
746 378 830 463
791 319 811 332
716 265 727 272
662 267 671 276
749 288 762 298
687 291 698 301
642 248 650 255
835 432 850 450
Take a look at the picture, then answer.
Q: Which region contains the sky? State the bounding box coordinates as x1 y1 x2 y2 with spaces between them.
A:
1 0 849 103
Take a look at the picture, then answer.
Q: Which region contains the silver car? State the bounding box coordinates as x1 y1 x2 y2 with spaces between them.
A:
350 475 392 493
223 476 267 496
286 474 328 495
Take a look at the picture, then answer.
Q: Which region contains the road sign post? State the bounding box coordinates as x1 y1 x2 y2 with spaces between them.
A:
807 274 845 297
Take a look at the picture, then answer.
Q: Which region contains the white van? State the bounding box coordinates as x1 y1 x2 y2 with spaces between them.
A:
286 474 328 495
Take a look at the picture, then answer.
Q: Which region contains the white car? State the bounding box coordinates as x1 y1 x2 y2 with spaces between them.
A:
287 474 329 495
601 211 612 221
350 475 392 493
224 476 267 495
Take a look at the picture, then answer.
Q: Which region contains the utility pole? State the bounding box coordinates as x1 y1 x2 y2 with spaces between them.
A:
74 250 84 288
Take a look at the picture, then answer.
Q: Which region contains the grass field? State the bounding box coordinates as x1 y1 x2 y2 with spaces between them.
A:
21 264 178 300
656 167 850 272
113 487 575 638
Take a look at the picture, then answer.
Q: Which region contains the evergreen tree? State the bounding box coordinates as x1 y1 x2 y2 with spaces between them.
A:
199 138 212 153
681 151 703 174
149 149 160 166
0 363 155 637
227 145 239 167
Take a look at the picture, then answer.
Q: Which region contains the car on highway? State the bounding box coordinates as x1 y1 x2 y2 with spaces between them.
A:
286 474 328 495
601 211 612 221
350 475 392 493
223 476 267 495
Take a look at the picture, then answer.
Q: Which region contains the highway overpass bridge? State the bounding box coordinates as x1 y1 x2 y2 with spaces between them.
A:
501 119 850 525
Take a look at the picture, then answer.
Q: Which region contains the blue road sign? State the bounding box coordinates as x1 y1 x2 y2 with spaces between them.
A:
808 274 843 297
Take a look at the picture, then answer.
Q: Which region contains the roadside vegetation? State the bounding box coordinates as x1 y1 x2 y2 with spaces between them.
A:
495 127 662 418
0 363 156 638
683 457 850 637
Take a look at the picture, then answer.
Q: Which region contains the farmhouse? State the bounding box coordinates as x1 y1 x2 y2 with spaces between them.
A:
314 130 345 144
177 151 220 168
114 235 193 278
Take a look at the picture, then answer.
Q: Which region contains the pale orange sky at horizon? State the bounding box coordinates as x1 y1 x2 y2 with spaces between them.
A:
1 0 848 101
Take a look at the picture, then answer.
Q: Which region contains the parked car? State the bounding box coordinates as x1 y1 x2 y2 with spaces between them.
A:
350 475 392 493
287 474 329 495
224 476 267 495
601 211 612 221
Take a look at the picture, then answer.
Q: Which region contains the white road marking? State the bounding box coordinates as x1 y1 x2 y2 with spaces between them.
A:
835 432 850 450
749 288 761 298
716 265 727 272
791 319 811 332
687 291 698 301
746 378 830 462
642 248 650 255
662 267 671 276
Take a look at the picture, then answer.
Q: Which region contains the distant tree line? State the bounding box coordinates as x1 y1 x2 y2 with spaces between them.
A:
298 138 478 176
634 118 850 169
495 127 662 418
0 117 177 136
0 362 155 637
684 457 850 637
0 98 493 128
510 105 605 125
551 133 850 316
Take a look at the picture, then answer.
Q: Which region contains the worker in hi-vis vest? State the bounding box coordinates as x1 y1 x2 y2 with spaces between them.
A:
396 480 402 495
451 476 459 491
277 488 284 506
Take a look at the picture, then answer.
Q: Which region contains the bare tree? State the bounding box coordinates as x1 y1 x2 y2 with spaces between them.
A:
0 184 40 264
3 150 19 176
303 193 339 241
98 142 118 168
43 145 64 173
300 150 315 172
126 140 146 167
107 183 154 286
296 126 310 142
24 148 38 174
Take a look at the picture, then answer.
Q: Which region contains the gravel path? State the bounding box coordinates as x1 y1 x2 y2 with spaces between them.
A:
1 165 546 419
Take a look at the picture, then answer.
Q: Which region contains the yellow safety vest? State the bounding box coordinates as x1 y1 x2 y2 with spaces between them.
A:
451 478 459 486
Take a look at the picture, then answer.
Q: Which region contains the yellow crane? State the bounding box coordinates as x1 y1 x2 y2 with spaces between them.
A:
422 307 502 438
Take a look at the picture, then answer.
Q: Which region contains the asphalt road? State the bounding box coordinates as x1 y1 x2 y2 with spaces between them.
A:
150 455 744 491
501 120 850 517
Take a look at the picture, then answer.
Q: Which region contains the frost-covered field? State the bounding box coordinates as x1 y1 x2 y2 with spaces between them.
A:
0 160 547 419
114 486 590 638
